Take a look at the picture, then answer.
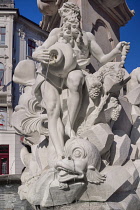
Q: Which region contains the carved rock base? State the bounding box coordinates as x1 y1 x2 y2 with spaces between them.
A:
33 192 140 210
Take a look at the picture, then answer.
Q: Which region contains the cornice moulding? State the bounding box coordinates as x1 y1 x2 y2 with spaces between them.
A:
92 0 134 26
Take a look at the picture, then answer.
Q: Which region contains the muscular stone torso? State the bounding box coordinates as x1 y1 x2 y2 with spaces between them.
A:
56 29 90 60
72 32 90 60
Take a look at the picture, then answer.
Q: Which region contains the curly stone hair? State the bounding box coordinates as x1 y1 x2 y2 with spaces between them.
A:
58 2 81 20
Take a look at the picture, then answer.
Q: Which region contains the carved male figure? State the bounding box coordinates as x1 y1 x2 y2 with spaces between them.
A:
32 2 129 159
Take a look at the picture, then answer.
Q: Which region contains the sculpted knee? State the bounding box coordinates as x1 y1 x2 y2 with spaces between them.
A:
67 71 84 91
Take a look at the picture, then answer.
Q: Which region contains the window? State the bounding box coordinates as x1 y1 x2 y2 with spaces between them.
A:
0 108 7 130
0 145 9 175
28 39 36 56
0 63 4 86
0 27 6 45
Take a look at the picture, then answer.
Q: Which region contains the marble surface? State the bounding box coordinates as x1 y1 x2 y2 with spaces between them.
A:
11 2 140 209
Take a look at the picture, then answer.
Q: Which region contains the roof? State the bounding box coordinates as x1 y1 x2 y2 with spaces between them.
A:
0 7 48 36
19 15 49 36
93 0 134 27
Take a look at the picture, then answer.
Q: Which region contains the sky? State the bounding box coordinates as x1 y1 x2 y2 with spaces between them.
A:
14 0 140 73
120 0 140 73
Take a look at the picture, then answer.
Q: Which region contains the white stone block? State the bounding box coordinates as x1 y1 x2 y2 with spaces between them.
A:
109 192 140 210
126 85 140 105
131 105 140 124
110 130 131 165
128 144 139 161
121 160 139 191
81 123 114 155
130 117 140 145
120 193 140 210
80 166 130 202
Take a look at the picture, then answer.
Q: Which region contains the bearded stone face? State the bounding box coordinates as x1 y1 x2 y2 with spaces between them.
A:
71 22 80 37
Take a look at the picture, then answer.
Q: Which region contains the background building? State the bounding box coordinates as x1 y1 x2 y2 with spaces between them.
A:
0 0 48 175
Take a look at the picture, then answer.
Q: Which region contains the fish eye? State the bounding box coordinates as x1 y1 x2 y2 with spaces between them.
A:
72 149 82 158
72 146 87 159
75 150 81 157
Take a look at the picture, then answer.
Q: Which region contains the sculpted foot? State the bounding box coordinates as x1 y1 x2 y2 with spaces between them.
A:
87 165 106 184
59 182 69 190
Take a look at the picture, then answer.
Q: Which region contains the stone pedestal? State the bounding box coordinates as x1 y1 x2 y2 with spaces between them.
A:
0 175 33 210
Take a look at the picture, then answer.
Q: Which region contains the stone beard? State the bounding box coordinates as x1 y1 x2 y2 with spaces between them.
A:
58 17 83 47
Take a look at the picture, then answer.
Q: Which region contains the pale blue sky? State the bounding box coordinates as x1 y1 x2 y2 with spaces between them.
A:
15 0 140 73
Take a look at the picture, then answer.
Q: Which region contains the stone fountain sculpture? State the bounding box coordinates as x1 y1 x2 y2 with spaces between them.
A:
12 2 140 210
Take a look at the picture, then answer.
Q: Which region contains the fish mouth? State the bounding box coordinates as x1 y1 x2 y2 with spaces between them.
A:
56 166 84 183
56 166 80 176
55 163 84 183
55 159 81 174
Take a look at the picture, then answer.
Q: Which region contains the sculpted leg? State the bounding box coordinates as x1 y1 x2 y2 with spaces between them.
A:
66 70 84 137
41 81 64 158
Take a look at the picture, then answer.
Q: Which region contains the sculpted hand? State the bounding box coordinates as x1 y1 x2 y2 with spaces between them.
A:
115 41 130 55
32 49 51 64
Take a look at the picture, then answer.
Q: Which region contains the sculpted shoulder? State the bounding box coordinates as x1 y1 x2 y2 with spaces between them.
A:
82 31 96 47
39 28 61 48
130 67 140 82
49 28 61 37
85 32 96 42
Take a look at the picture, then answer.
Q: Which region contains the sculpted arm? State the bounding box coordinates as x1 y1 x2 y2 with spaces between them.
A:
32 28 60 63
87 32 130 65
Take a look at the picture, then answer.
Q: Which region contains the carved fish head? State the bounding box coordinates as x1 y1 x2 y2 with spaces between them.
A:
55 137 101 182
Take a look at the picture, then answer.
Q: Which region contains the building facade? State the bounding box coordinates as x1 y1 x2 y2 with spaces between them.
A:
0 0 48 175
